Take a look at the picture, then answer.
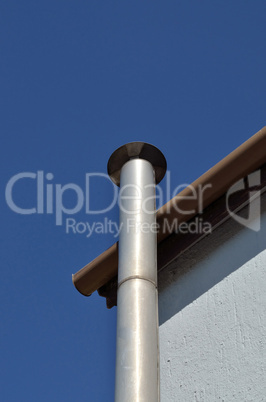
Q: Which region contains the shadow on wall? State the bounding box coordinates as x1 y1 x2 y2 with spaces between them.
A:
158 194 266 326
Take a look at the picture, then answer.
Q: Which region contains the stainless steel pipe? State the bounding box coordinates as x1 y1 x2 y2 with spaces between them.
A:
108 143 166 402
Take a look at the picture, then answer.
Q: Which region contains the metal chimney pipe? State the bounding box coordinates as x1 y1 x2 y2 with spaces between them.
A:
108 142 167 402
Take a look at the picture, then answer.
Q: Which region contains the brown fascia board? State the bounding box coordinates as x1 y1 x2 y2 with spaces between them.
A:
72 126 266 297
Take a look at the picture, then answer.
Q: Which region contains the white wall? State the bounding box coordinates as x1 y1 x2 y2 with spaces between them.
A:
159 194 266 401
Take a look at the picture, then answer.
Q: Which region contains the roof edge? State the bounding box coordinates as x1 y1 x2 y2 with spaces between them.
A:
72 126 266 297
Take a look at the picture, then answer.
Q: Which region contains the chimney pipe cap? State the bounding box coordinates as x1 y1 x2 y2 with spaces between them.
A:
108 142 167 186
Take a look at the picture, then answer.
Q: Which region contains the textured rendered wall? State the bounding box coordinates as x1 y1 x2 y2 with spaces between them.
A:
158 196 266 401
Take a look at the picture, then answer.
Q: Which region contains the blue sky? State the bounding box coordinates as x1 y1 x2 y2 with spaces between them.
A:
0 1 265 401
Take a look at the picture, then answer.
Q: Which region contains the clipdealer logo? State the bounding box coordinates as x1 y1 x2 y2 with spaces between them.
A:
4 169 263 235
226 169 261 232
